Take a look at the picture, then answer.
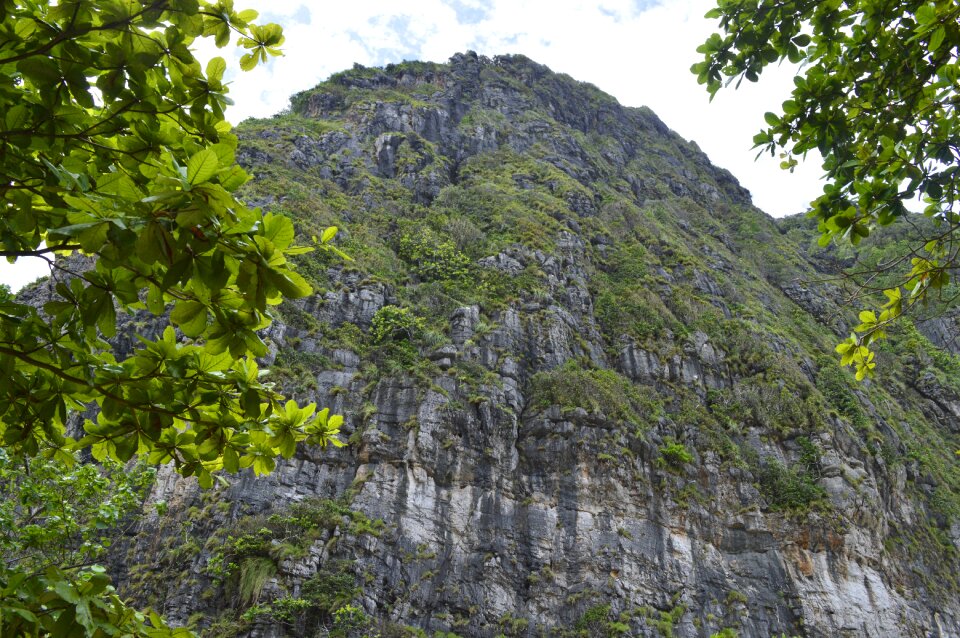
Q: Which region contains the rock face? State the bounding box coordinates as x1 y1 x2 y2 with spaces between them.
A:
115 54 960 638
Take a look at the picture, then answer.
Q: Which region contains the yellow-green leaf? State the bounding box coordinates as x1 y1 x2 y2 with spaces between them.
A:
239 53 257 71
206 56 227 82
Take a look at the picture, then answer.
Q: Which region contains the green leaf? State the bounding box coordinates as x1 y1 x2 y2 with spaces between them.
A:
264 267 312 298
223 447 240 473
239 53 258 71
146 284 165 315
97 299 117 338
219 165 249 190
206 56 227 82
4 104 29 131
782 99 800 115
251 456 275 476
78 222 110 253
275 433 296 458
916 4 936 25
262 213 295 249
170 300 208 337
186 148 220 185
54 581 80 604
97 172 141 200
5 605 38 624
114 433 138 462
137 221 174 265
929 26 945 52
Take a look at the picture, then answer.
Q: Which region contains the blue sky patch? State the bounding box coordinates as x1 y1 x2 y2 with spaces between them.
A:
446 0 490 25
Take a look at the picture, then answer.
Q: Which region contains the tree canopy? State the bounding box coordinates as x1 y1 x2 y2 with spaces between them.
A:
0 451 167 636
0 0 346 634
693 0 960 379
0 0 344 479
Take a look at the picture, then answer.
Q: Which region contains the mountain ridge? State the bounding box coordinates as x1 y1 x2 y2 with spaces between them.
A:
107 52 960 637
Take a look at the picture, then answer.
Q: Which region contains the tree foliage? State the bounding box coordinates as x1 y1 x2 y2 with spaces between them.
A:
694 0 960 378
397 228 471 282
369 305 425 344
0 0 343 481
0 450 154 572
0 0 346 634
0 451 172 636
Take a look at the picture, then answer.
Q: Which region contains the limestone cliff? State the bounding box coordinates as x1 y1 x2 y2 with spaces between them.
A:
113 53 960 638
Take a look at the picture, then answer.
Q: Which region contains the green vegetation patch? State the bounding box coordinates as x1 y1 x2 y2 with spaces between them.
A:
202 498 384 636
528 359 658 427
657 438 694 473
756 461 825 512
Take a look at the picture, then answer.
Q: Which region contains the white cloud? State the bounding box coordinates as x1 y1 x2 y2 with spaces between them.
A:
0 255 47 292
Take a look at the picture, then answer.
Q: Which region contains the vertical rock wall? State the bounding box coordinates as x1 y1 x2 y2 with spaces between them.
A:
114 54 960 638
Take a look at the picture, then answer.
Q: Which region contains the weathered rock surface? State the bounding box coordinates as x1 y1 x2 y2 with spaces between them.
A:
114 54 960 638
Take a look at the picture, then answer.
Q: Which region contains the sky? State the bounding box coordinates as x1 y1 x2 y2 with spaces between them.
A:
2 0 825 291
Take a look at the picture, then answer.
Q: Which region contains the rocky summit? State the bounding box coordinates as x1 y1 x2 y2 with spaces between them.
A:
110 53 960 637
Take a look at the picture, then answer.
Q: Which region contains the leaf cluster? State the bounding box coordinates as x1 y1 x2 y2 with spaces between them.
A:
0 564 192 638
694 0 960 378
0 1 349 635
369 305 426 344
204 500 380 635
0 0 348 487
656 438 694 473
397 228 472 282
0 450 154 573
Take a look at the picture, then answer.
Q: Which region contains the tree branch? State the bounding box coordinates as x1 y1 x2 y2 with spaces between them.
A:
0 245 80 258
